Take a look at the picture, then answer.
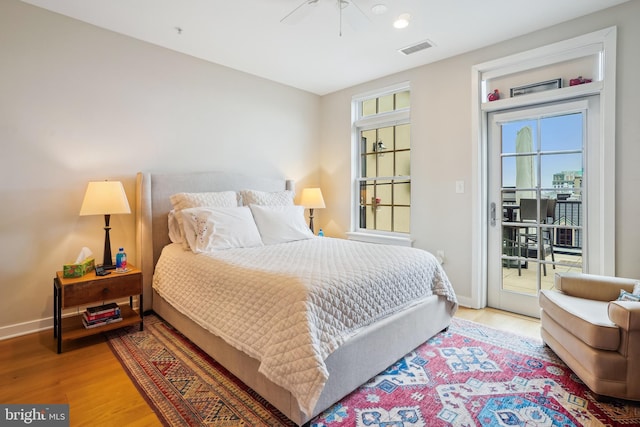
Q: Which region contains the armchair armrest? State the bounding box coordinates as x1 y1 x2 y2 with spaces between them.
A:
555 272 637 302
608 301 640 358
608 301 640 331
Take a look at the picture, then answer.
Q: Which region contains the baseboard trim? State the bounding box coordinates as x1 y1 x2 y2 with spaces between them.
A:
0 317 52 341
455 295 477 309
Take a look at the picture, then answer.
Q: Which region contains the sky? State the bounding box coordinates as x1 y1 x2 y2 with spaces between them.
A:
501 113 583 189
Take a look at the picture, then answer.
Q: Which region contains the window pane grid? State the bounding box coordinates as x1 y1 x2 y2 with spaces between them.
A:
355 87 411 235
357 179 411 232
359 127 410 180
360 91 410 118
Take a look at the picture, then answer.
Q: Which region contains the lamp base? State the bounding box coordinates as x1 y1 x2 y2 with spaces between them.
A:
102 214 114 271
308 208 315 234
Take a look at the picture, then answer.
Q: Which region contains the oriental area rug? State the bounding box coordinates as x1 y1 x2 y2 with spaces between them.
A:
107 314 640 427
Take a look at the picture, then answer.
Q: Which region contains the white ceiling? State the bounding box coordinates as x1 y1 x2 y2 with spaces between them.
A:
22 0 628 95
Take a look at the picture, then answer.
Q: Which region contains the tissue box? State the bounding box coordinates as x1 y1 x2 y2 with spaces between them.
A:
63 257 96 278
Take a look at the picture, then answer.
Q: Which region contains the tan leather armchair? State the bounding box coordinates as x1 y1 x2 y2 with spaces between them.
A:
539 272 640 401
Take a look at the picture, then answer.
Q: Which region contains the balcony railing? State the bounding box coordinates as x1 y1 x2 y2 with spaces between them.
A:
553 200 582 253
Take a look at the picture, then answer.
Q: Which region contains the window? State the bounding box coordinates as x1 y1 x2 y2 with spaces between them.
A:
350 84 411 244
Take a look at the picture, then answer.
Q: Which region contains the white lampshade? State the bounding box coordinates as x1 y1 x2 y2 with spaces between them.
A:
300 188 326 209
80 181 131 216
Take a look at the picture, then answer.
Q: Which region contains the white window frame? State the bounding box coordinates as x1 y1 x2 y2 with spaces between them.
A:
347 82 413 246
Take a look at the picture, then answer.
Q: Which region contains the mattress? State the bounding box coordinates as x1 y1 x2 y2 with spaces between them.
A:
152 237 457 416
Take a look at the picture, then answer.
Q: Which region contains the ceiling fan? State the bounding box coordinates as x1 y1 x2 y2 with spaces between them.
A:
280 0 371 36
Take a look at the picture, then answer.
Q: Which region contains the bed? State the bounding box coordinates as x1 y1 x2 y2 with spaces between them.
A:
135 170 458 425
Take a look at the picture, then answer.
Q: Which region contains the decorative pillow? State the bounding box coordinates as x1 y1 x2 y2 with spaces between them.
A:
240 189 294 206
249 204 313 245
167 210 183 244
617 290 640 302
634 281 640 296
170 191 239 211
170 191 238 248
180 206 263 253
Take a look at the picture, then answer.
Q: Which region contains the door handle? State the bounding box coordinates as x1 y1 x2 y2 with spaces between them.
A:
490 202 496 227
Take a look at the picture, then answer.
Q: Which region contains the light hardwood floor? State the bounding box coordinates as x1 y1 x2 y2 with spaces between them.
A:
0 307 540 426
454 306 541 339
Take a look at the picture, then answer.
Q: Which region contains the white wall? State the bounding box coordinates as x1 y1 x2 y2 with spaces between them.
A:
319 1 640 306
0 0 321 335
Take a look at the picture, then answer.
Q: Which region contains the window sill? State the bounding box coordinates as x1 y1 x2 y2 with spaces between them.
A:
346 232 413 247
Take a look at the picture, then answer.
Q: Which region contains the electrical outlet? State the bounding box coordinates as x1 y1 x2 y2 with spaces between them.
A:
455 180 465 194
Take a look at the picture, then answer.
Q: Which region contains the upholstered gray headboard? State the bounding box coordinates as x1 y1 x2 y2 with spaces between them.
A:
135 171 294 311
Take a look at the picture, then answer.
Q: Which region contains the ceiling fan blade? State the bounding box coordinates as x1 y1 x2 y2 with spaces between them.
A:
281 0 319 25
340 0 371 32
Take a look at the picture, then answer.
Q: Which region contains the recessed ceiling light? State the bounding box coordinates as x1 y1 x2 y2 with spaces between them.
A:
393 13 411 29
371 4 388 15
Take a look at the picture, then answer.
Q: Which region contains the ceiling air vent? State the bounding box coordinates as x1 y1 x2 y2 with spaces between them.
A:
399 40 434 56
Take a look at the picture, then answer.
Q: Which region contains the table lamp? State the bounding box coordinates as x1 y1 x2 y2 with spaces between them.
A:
80 180 131 269
300 187 325 234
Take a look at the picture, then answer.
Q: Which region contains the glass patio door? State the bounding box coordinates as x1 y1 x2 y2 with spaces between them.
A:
487 99 593 317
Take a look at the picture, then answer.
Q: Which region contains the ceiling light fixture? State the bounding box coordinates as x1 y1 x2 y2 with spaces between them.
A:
371 4 388 15
393 13 411 29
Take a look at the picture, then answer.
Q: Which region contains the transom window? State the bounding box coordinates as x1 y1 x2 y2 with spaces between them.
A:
352 85 411 238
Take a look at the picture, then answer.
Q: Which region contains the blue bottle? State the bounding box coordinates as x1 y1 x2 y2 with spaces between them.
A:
115 247 127 272
318 228 324 237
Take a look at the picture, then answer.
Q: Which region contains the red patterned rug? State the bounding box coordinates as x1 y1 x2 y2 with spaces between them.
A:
107 315 295 426
107 314 640 426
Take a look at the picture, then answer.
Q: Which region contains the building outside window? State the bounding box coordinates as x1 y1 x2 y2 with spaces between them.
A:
351 84 411 242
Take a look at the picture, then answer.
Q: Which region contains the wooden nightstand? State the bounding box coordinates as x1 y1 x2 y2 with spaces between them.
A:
53 266 143 353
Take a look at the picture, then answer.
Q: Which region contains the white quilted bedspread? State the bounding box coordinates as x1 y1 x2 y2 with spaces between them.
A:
153 237 457 417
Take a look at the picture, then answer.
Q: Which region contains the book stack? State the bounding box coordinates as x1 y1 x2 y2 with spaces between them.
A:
82 302 122 329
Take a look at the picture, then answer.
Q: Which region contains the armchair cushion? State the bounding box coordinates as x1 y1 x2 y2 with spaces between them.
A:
539 290 619 351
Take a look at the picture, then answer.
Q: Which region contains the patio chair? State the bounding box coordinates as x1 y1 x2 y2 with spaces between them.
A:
519 198 555 275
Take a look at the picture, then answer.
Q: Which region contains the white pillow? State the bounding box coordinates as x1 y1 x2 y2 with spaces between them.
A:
167 210 183 244
633 281 640 296
240 189 294 206
170 190 239 211
170 191 239 248
249 204 314 245
180 206 263 253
